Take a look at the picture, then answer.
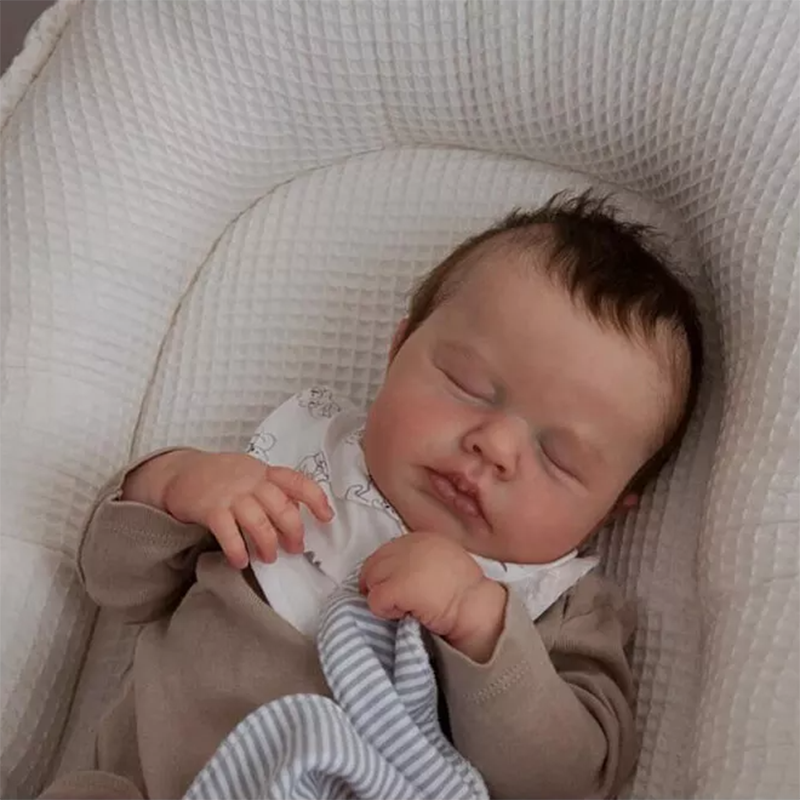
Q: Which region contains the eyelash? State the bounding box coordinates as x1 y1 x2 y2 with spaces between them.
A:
537 442 575 481
443 370 491 403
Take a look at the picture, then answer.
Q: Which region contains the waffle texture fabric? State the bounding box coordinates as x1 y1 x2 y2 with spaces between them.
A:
1 1 798 797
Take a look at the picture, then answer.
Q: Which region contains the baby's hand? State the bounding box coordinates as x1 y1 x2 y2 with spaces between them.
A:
359 532 507 662
126 449 333 569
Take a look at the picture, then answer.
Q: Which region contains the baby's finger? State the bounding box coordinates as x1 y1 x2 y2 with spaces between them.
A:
365 582 406 621
359 550 395 594
233 495 278 563
254 482 305 555
207 508 249 569
358 561 371 594
265 467 333 523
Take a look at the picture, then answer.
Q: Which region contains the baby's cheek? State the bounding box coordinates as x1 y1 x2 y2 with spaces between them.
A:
364 399 417 480
505 496 581 562
374 393 438 448
396 407 443 444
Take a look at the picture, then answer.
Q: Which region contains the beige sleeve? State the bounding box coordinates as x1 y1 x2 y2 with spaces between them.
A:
430 574 638 800
39 770 144 800
77 449 216 624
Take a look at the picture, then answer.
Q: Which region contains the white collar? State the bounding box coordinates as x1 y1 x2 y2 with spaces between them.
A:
322 414 404 526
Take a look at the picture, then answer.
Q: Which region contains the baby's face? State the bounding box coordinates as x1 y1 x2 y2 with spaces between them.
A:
362 246 676 564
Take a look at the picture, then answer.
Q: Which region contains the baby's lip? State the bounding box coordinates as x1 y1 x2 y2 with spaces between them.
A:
426 469 487 522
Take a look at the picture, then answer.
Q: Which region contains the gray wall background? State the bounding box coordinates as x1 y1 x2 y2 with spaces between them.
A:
1 1 55 74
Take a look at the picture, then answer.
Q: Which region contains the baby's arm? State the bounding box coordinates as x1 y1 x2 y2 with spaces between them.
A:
77 449 218 623
429 574 638 800
79 448 332 623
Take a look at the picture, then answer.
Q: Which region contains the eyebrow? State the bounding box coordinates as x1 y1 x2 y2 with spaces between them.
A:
438 340 486 363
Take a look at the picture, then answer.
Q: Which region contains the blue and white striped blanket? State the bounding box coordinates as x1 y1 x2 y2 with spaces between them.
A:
183 575 489 800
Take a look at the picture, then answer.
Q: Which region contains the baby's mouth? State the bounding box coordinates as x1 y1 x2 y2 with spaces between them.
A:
427 470 485 521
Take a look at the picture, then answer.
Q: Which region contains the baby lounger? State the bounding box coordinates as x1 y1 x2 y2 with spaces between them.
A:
1 1 798 796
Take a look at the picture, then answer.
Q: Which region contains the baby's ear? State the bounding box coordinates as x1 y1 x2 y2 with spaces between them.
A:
389 318 410 363
613 493 639 517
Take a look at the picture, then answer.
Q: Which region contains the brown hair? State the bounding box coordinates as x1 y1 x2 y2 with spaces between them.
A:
401 190 704 495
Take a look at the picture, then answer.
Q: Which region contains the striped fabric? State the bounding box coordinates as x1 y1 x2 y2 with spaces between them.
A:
183 575 488 799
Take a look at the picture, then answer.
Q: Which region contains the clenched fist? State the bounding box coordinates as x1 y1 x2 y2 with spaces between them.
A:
359 531 508 662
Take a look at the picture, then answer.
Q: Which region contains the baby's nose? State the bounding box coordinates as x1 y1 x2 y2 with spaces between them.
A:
463 416 524 478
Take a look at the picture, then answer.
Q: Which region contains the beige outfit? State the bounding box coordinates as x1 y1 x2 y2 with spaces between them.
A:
41 455 639 800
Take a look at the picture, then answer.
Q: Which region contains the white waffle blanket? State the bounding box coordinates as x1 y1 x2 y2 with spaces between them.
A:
1 1 797 797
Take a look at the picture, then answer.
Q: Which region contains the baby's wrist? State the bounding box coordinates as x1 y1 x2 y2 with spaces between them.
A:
445 578 507 663
122 448 198 511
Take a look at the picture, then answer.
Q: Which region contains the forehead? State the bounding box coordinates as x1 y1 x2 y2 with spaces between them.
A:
429 248 675 451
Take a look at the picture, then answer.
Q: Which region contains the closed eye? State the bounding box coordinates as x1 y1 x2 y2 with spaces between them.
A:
442 370 493 403
538 441 581 483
